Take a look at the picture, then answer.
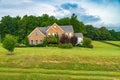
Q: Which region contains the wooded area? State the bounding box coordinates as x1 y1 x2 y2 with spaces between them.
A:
0 14 120 44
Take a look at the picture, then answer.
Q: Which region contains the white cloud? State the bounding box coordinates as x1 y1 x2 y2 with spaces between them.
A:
0 0 120 27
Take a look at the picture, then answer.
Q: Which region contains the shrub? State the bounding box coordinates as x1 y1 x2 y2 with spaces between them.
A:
58 43 73 49
59 34 70 44
76 44 83 47
83 37 93 48
21 37 29 46
2 34 17 55
48 44 58 47
16 43 26 47
70 36 77 46
44 35 58 44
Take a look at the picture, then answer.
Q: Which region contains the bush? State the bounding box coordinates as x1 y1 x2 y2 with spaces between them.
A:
2 34 17 55
44 35 58 44
70 36 77 46
16 43 26 47
76 44 83 47
58 43 73 49
59 34 70 44
48 44 58 47
83 38 93 48
29 43 46 47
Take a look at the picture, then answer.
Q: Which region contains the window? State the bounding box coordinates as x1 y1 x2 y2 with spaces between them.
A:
40 40 43 43
35 32 38 36
35 40 38 45
54 26 56 28
31 40 33 45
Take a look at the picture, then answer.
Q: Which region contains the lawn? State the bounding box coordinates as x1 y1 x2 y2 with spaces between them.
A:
106 41 120 46
0 41 120 80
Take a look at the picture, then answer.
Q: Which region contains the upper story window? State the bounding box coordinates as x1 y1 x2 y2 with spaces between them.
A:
54 26 56 28
35 32 38 36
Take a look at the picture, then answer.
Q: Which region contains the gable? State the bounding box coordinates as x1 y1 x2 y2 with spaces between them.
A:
46 23 64 34
28 28 45 40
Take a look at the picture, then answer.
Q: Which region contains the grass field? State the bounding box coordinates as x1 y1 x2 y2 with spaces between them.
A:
106 41 120 46
0 41 120 80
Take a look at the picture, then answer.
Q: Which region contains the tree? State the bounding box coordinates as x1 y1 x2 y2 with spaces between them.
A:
59 34 70 44
83 37 93 48
99 27 112 40
2 34 17 55
44 35 58 44
0 15 20 39
85 25 101 40
57 17 70 25
70 13 86 33
70 36 77 46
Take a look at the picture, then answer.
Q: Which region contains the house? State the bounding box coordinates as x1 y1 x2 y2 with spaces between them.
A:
28 23 83 45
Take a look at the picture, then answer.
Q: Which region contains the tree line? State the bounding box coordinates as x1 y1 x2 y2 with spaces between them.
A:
0 13 120 44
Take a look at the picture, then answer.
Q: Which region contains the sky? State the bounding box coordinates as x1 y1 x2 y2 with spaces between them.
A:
0 0 120 28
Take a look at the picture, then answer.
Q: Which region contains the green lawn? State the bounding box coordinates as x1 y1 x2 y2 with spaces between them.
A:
0 41 120 80
106 41 120 45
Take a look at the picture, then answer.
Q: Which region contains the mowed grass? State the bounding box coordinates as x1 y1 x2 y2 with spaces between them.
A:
106 41 120 46
0 41 120 80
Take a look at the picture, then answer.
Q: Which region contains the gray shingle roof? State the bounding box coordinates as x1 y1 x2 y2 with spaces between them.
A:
37 25 74 34
75 33 83 38
60 26 74 32
37 27 49 35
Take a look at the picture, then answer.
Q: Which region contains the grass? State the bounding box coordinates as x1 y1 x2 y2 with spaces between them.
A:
0 41 120 80
106 41 120 45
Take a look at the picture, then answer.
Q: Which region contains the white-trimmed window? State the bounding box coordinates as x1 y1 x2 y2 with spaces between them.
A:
35 40 38 45
30 40 33 45
40 40 43 43
35 32 38 36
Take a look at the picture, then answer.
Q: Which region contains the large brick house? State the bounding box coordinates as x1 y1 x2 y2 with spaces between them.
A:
28 23 83 45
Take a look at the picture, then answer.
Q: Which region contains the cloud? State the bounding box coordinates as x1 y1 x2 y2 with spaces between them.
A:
0 0 119 28
61 3 78 10
80 15 101 23
59 2 101 23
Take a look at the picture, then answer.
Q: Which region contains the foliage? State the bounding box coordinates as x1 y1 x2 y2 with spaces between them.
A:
70 36 77 46
58 43 73 49
99 27 112 40
47 44 58 47
57 17 70 25
44 35 58 44
2 34 17 54
59 34 70 44
83 37 93 48
0 14 120 43
70 13 86 33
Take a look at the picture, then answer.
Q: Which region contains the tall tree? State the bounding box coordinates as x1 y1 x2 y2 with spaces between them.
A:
57 17 70 25
70 13 86 33
99 27 112 40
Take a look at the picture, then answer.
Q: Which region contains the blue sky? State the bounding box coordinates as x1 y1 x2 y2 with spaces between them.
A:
0 0 120 27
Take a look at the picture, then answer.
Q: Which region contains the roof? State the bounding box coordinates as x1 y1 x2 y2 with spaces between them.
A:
75 33 83 38
37 27 49 35
37 25 74 35
60 26 74 32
